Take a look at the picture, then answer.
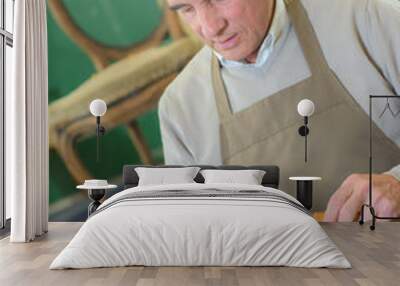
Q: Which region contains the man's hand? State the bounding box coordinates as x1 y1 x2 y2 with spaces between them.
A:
324 174 400 222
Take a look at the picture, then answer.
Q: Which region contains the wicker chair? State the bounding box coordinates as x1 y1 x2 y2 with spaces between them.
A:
48 0 202 183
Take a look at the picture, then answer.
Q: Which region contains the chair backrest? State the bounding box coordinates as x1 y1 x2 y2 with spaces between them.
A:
122 165 280 189
48 0 189 70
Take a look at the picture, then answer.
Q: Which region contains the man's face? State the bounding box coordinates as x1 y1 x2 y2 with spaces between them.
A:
168 0 273 63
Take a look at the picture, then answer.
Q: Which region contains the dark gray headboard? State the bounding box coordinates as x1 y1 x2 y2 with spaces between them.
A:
122 165 280 189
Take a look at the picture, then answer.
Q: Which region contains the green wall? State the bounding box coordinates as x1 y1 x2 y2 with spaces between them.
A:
48 0 164 203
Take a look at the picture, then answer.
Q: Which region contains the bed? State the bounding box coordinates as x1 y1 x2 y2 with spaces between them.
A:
50 165 350 269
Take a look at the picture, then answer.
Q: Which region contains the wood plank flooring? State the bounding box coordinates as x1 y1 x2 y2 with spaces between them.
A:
0 222 399 286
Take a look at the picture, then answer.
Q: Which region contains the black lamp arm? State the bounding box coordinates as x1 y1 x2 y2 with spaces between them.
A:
298 116 310 162
96 116 106 136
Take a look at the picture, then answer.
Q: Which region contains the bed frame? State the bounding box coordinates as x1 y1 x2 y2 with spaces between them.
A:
122 165 280 189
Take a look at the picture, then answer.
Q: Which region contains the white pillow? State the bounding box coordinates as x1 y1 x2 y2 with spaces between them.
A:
135 167 200 186
200 169 266 185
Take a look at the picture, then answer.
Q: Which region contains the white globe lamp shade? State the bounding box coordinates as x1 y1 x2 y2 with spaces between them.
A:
297 99 315 117
89 99 107 117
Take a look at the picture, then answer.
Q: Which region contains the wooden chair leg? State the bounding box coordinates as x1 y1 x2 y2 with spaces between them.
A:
127 120 153 165
58 132 93 183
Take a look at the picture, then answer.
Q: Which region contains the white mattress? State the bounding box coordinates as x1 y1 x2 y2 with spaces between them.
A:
50 183 351 269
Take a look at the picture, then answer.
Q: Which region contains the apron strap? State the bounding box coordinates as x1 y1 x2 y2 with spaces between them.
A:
211 0 331 122
211 55 233 121
284 0 330 76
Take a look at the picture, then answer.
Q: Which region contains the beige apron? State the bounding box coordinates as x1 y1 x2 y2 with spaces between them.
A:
211 0 400 210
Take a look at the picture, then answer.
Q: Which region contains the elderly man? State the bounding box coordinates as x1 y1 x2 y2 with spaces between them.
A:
158 0 400 221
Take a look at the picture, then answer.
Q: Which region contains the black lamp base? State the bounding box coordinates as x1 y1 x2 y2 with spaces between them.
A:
298 126 309 136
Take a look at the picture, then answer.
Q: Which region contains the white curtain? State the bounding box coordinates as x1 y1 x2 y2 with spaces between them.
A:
7 0 49 242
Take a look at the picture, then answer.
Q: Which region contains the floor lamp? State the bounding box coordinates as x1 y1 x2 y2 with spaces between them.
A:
359 95 400 230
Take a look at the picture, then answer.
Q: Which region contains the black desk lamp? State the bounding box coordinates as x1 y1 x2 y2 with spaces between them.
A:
297 99 315 162
89 99 107 162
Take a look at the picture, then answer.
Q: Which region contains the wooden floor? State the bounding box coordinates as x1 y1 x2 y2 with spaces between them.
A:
0 222 399 286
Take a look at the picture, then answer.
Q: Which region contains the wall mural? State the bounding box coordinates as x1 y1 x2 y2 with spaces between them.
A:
47 0 201 220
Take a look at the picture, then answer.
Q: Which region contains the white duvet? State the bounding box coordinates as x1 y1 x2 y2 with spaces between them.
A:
50 183 351 269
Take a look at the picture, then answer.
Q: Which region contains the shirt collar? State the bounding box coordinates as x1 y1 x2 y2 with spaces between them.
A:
215 0 288 68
